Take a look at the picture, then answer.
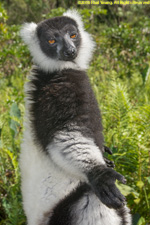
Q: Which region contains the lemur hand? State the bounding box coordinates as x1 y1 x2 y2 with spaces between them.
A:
104 145 113 155
88 167 126 209
103 146 115 168
104 157 115 168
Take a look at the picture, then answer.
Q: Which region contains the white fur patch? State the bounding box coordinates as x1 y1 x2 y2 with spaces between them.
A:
20 22 37 46
123 206 132 224
20 10 95 72
48 130 105 182
20 125 79 225
72 193 122 225
63 9 84 31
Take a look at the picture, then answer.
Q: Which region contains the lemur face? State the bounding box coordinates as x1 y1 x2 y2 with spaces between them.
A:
20 10 95 71
36 17 81 62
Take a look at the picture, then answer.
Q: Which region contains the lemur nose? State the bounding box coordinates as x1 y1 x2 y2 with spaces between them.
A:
64 47 76 57
71 48 76 55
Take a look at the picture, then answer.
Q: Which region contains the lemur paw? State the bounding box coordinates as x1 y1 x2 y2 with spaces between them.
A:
104 145 112 155
88 167 126 209
104 157 115 168
103 146 115 168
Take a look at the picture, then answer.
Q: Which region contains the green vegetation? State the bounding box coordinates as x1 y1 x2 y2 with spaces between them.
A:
0 2 150 225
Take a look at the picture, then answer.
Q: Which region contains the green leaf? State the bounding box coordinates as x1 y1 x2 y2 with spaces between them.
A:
9 119 20 138
9 103 21 138
136 181 144 189
140 64 149 84
0 139 2 148
134 198 141 204
146 176 150 184
10 103 21 119
116 183 139 197
137 217 146 225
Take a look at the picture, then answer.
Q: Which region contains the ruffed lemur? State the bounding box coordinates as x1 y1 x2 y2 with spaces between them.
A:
20 10 132 225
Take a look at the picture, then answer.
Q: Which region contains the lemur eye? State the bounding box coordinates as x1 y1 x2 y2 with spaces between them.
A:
49 39 56 44
70 34 76 39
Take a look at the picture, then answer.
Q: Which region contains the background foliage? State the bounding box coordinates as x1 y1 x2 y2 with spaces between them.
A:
0 1 150 225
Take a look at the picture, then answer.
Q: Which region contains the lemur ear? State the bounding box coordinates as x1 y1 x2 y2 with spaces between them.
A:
20 22 37 45
63 10 84 31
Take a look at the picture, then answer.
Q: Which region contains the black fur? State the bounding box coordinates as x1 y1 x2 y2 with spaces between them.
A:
28 67 104 151
104 145 112 155
28 67 127 212
37 16 78 33
49 183 90 225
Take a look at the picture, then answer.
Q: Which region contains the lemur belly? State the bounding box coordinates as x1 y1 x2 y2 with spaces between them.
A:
20 126 79 225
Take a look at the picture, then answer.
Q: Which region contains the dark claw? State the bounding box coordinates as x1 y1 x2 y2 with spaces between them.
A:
104 146 112 155
104 157 115 168
121 177 127 184
115 171 127 184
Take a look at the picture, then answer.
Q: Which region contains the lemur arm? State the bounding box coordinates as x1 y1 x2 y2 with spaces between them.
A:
48 130 126 209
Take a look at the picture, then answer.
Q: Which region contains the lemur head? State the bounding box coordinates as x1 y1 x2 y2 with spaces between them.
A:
20 10 95 72
36 16 81 62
